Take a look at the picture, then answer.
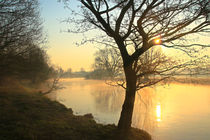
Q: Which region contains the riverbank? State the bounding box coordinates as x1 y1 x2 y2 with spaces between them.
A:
172 76 210 85
0 87 151 140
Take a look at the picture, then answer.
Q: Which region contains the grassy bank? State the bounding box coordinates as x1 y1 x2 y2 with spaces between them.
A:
0 87 151 140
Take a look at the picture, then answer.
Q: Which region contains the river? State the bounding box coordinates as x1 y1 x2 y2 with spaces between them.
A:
48 78 210 140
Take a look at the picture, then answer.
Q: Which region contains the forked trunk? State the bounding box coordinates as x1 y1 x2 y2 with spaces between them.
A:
117 65 137 133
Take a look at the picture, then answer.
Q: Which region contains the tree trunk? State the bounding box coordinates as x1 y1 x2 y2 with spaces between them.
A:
117 65 137 133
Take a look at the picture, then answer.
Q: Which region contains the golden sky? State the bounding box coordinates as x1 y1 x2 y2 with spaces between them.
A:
40 0 98 72
40 0 210 72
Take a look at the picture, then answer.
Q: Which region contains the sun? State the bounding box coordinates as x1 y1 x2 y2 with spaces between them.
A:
153 38 167 52
154 38 161 45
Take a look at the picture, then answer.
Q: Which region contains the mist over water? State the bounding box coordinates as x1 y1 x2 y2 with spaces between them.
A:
48 78 210 140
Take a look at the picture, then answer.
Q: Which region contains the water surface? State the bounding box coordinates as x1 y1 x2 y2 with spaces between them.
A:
48 78 210 140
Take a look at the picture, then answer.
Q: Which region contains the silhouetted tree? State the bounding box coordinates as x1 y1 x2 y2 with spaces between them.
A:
0 0 43 51
21 45 54 83
0 0 50 83
94 47 176 87
61 0 210 133
92 48 123 79
0 44 54 84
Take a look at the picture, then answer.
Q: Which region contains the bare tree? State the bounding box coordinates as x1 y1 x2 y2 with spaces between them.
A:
93 48 123 78
93 47 176 85
60 0 210 133
0 0 44 71
41 76 63 95
0 0 44 51
0 0 47 80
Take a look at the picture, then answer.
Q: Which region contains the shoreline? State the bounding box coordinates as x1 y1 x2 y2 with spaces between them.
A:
0 88 151 140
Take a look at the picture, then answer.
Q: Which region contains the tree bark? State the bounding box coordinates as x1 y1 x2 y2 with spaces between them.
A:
117 65 137 132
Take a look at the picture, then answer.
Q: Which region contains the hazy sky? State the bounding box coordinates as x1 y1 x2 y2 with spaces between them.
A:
39 0 210 72
39 0 97 72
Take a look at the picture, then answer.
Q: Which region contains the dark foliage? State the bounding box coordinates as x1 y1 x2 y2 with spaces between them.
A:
0 0 54 84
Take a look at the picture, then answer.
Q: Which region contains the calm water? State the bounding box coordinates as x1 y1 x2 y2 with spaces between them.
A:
48 78 210 140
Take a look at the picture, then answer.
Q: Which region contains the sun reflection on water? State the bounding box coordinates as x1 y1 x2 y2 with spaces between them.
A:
49 78 210 140
156 103 161 122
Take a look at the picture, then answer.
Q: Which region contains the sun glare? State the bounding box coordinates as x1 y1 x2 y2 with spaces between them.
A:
154 38 161 45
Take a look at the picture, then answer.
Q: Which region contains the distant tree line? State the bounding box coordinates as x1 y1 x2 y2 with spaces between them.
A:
0 0 56 85
87 47 210 81
59 68 88 78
